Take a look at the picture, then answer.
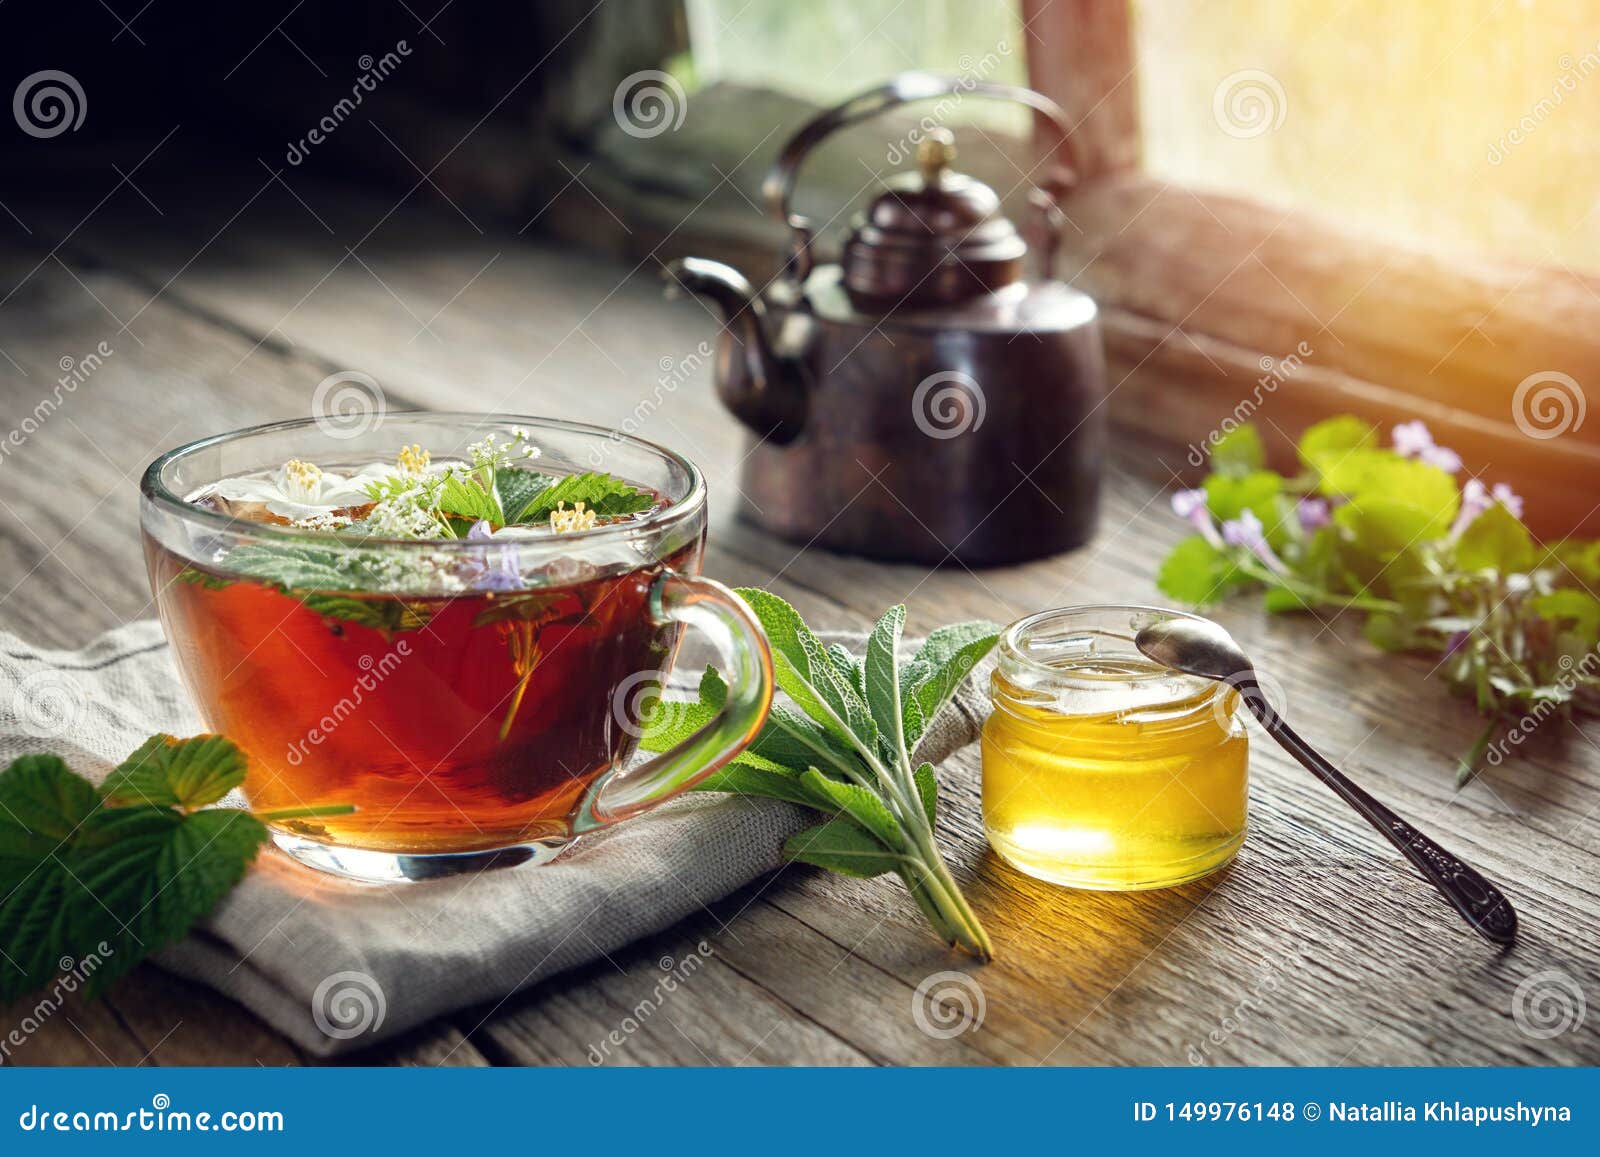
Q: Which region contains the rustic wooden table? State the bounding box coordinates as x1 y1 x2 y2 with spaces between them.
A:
1 161 1596 1067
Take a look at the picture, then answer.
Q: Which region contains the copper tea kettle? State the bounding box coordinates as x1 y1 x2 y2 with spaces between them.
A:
663 72 1105 566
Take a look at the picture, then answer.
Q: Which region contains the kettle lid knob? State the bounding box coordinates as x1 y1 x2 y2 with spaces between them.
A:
917 128 956 188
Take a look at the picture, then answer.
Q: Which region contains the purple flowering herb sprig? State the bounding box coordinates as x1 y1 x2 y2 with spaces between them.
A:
1159 416 1600 782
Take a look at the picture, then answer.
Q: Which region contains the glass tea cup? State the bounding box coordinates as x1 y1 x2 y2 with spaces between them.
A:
140 413 772 882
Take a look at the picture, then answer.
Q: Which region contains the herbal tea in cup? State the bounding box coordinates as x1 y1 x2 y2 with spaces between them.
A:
140 414 772 881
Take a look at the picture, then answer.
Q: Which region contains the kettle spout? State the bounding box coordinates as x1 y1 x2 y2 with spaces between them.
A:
662 257 806 444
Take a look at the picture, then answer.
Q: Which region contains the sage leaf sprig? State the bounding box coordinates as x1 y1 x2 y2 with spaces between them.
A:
643 590 1000 959
1159 416 1600 781
0 735 351 1004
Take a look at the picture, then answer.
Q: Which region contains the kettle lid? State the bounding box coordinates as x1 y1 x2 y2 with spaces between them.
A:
841 129 1026 311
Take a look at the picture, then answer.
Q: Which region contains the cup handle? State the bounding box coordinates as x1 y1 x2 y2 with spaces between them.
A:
572 572 773 832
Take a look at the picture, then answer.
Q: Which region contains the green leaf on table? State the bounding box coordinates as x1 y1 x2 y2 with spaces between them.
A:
664 590 996 957
101 734 247 809
71 807 268 993
510 472 654 524
1530 589 1600 644
1298 415 1378 475
0 736 328 1005
1157 535 1247 608
1208 424 1266 476
693 761 815 807
863 605 910 765
1543 538 1600 587
1455 502 1534 573
798 768 903 847
785 816 901 878
827 643 866 700
913 762 938 826
901 622 999 749
1320 453 1459 535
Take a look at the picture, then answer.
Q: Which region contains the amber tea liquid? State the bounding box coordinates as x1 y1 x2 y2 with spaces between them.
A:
147 537 700 855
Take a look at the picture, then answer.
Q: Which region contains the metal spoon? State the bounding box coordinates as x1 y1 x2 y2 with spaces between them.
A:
1135 615 1518 946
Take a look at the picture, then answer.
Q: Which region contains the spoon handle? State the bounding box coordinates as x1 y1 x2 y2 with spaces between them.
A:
1240 685 1518 946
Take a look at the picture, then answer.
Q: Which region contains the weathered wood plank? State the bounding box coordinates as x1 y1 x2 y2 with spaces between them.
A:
2 170 1596 1068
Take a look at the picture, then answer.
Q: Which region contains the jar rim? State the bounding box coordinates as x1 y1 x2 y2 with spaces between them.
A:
997 604 1225 698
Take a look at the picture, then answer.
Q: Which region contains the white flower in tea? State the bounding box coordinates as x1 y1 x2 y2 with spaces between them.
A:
215 458 398 520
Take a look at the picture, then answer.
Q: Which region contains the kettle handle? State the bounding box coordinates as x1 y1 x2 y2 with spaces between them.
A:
761 71 1079 283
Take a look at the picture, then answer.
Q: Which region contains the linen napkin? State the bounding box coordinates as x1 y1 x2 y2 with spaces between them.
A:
0 620 988 1056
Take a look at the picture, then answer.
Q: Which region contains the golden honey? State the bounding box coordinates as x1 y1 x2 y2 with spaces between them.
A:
981 607 1248 890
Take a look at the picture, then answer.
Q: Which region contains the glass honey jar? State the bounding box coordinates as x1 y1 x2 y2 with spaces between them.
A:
981 606 1249 890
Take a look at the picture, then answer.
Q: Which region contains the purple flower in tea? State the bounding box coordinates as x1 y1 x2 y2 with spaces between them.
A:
1221 509 1290 575
1171 487 1224 548
1391 420 1462 473
466 520 523 590
1296 496 1331 532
